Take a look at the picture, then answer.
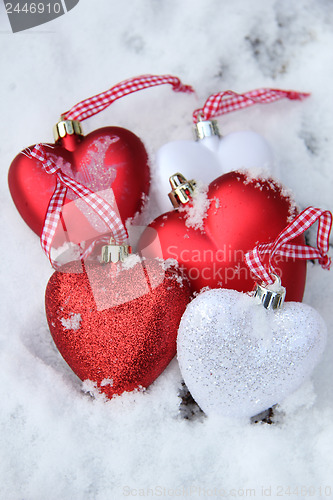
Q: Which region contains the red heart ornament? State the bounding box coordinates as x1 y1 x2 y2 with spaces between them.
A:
139 171 306 302
8 126 150 247
45 258 191 398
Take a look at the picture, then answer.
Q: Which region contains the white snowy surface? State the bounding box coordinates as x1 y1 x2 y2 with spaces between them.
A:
1 1 333 499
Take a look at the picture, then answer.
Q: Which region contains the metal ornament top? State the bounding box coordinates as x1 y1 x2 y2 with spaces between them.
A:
53 116 83 142
193 118 221 141
101 238 132 264
253 275 286 311
168 173 197 208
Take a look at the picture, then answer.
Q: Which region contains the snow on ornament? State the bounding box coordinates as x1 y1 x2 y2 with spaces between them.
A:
177 207 332 419
8 74 194 250
154 88 310 215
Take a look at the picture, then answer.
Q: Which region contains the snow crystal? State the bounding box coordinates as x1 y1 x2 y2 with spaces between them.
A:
51 241 82 265
180 180 210 230
60 313 82 331
120 253 142 270
101 378 114 387
160 257 180 270
239 166 272 183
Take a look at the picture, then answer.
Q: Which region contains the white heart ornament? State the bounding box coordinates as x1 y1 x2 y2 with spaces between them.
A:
154 128 274 214
177 289 327 419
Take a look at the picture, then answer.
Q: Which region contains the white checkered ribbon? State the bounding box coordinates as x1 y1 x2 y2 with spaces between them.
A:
63 74 195 121
193 88 310 123
27 144 128 268
245 207 332 286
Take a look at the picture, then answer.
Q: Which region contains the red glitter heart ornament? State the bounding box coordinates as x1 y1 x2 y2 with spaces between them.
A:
139 171 306 301
45 258 191 398
8 126 150 247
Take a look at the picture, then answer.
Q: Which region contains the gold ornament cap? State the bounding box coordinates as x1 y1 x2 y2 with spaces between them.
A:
53 116 83 142
253 275 286 311
101 238 132 264
193 118 220 141
168 173 197 209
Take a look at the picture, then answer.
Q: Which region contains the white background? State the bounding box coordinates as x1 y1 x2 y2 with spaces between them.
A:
0 1 333 499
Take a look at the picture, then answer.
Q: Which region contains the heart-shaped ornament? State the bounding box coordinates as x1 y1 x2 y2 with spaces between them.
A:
177 288 327 419
45 257 191 398
8 124 150 247
153 86 310 216
154 124 274 215
139 171 306 302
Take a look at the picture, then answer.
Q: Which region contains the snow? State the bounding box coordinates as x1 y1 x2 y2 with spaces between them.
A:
1 0 333 498
120 253 142 270
60 313 82 331
180 180 210 231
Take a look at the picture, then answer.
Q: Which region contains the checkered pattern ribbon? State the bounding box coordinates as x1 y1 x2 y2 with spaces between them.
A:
193 88 310 123
26 144 128 268
245 207 332 285
63 74 195 122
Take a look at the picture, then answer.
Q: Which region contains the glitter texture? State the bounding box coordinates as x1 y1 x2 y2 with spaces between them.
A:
45 258 191 398
177 289 327 419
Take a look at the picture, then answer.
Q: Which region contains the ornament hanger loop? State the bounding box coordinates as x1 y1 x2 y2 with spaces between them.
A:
253 273 286 310
63 74 195 123
192 88 310 124
245 207 332 286
271 273 282 287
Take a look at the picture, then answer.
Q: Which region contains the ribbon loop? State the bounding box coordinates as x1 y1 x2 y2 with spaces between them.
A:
27 144 128 269
245 207 332 286
28 144 60 175
193 88 310 123
24 75 196 268
64 74 195 122
319 254 331 270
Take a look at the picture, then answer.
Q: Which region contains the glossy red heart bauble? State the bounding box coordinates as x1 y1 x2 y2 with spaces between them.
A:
45 258 191 398
139 171 306 302
8 127 150 247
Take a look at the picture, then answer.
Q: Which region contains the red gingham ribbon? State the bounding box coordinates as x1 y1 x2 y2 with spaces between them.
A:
193 88 310 123
63 74 195 122
26 144 128 268
245 207 332 285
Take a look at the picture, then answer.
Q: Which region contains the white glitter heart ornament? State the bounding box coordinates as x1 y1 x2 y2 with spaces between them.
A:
177 289 327 419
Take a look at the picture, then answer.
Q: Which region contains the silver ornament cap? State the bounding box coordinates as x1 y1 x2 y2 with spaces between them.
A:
253 275 286 310
101 238 131 263
193 118 220 141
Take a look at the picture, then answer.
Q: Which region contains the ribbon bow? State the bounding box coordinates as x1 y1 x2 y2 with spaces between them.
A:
25 144 128 268
245 207 332 285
